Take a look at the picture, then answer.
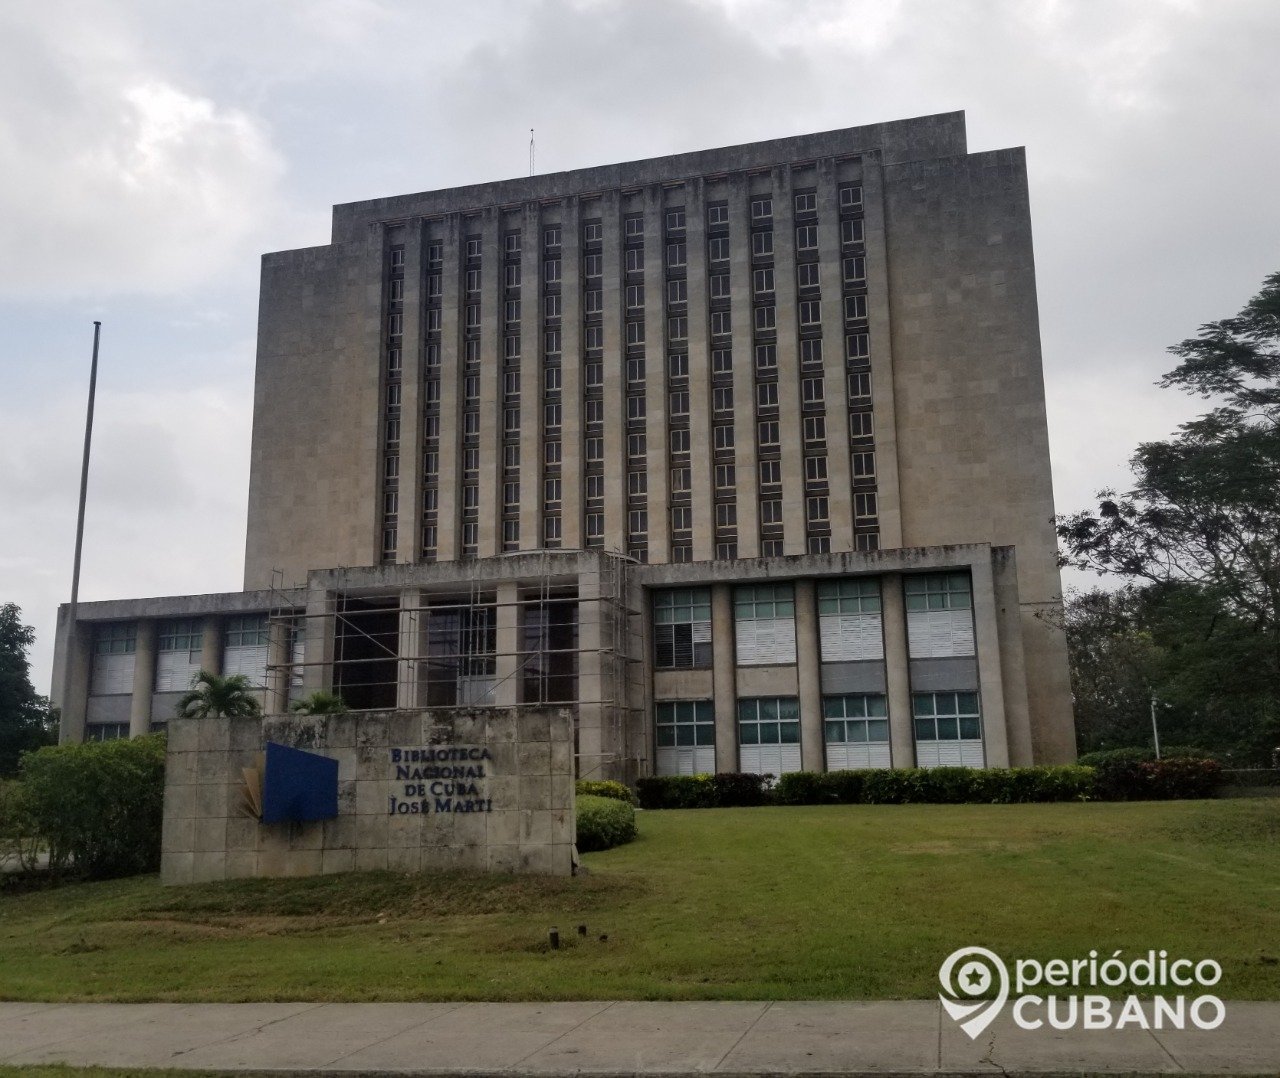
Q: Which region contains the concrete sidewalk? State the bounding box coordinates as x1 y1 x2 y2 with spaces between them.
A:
1 1001 1277 1075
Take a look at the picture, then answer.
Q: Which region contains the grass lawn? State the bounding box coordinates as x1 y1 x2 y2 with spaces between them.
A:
0 799 1276 1002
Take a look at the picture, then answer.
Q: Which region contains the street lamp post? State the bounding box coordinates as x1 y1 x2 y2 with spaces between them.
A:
1150 694 1162 760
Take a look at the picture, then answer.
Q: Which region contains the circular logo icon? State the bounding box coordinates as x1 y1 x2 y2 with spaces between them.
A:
938 946 1010 1040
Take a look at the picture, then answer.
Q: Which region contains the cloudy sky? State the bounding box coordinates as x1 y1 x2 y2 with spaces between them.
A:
2 0 1278 691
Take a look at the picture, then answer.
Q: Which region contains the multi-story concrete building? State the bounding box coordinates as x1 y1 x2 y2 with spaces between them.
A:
53 110 1076 779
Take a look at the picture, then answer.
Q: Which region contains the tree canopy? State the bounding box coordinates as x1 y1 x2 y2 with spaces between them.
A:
176 671 262 720
1057 272 1280 763
0 603 56 776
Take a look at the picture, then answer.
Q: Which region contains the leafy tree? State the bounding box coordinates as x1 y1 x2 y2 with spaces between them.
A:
1058 272 1280 763
290 690 347 715
0 603 56 777
176 671 261 720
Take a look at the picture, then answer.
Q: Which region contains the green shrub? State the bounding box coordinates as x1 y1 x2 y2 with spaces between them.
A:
710 772 771 806
0 779 42 873
775 771 829 805
575 779 638 805
821 770 867 804
575 794 637 852
19 735 167 879
1078 747 1153 768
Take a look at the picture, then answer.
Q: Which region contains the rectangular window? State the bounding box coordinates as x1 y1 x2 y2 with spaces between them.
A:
543 515 561 543
583 221 603 243
628 471 647 497
544 226 562 250
544 259 561 284
844 294 868 322
849 411 874 439
584 324 603 350
626 321 645 346
852 450 876 479
754 305 776 332
803 415 826 445
627 394 646 422
668 315 688 342
708 237 730 263
544 477 562 507
665 208 686 233
586 436 604 462
712 386 733 413
799 299 822 326
585 398 604 424
652 588 713 669
802 376 825 405
797 262 820 290
710 273 731 299
710 310 732 337
848 371 872 401
839 185 864 211
625 283 644 310
585 473 605 501
755 343 777 372
755 381 778 410
751 231 773 258
655 700 715 775
715 502 736 529
465 268 480 293
753 267 774 295
585 512 603 540
854 492 877 521
670 505 692 534
625 248 644 274
669 390 690 417
545 440 562 466
737 697 802 775
759 459 781 487
544 293 562 319
824 694 891 770
670 428 691 454
712 348 733 375
804 455 827 484
913 692 984 768
670 466 691 494
505 299 521 323
843 256 866 284
586 361 604 387
759 498 782 525
544 327 562 354
800 339 823 367
628 432 646 458
713 424 735 452
625 216 644 238
504 263 521 289
707 203 729 227
666 242 686 268
751 198 772 220
757 420 779 447
806 495 829 523
668 352 688 379
584 253 603 278
796 224 818 251
504 481 520 508
466 237 481 258
794 191 817 214
714 462 736 490
667 279 688 305
841 218 865 247
543 366 561 393
628 507 648 537
544 402 561 429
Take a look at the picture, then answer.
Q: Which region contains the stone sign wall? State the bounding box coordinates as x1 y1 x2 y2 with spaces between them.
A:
160 707 576 884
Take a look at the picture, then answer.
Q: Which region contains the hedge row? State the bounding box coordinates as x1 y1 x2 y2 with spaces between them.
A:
636 760 1224 809
575 794 638 851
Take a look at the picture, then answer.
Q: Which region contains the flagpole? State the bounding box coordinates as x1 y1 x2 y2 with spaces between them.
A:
60 321 100 742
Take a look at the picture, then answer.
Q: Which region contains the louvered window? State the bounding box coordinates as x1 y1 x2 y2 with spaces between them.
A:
733 584 796 666
817 578 884 661
652 588 712 669
904 573 975 657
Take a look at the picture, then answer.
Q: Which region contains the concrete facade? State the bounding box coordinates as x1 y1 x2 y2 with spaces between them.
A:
53 111 1077 790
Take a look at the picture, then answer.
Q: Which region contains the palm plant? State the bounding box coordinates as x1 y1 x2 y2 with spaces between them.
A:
289 690 347 716
176 671 262 720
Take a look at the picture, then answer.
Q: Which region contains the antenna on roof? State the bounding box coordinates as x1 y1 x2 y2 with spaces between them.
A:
529 129 535 176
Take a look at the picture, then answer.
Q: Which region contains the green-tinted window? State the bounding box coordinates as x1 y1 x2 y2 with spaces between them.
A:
652 588 712 668
911 691 982 741
225 615 269 648
92 622 136 655
822 694 890 744
737 696 800 745
903 573 972 612
734 583 795 620
158 619 202 652
817 578 881 615
655 700 715 747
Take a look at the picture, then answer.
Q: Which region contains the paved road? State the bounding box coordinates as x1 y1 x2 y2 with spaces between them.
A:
1 1000 1276 1075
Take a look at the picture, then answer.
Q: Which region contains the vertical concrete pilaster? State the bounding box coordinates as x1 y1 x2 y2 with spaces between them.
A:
395 220 424 564
576 567 605 779
711 584 738 773
560 198 583 550
643 185 669 561
772 168 806 555
728 174 760 558
200 615 222 677
396 589 421 709
601 192 626 554
477 211 501 557
816 158 854 552
880 573 914 767
436 214 463 561
264 615 291 716
494 580 520 707
970 555 1011 768
129 620 156 737
54 614 91 743
685 180 714 562
519 203 543 550
794 580 824 771
302 587 334 694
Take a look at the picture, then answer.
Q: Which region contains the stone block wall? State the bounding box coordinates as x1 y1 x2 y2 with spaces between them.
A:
161 707 576 885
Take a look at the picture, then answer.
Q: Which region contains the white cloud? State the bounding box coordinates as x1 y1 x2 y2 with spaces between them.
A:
0 8 285 297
